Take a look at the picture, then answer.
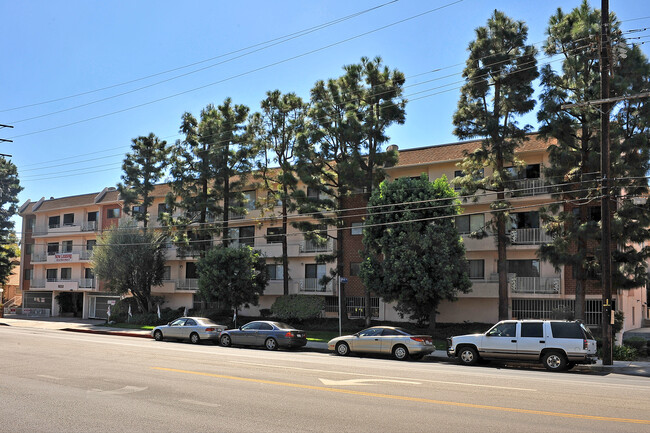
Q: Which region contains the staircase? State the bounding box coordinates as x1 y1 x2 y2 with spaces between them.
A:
4 295 22 309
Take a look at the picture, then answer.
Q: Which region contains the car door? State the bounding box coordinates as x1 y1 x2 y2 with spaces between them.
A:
351 328 383 353
181 318 198 340
255 322 274 345
167 318 186 339
234 322 261 345
378 328 406 354
516 322 545 360
480 321 518 359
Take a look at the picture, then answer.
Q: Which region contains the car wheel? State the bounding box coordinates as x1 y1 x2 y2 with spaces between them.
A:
335 342 350 356
153 330 163 341
220 334 232 347
265 337 278 351
543 351 568 372
190 332 200 345
458 346 479 366
393 345 409 361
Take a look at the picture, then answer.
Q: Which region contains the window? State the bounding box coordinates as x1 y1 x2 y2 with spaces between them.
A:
185 262 198 279
510 211 540 229
170 318 186 327
23 269 32 281
259 322 273 331
106 208 120 219
157 203 169 215
453 169 484 191
47 243 59 255
506 164 540 180
48 216 61 229
132 206 143 214
358 328 383 337
86 240 96 251
63 213 74 225
62 240 73 253
507 260 540 277
307 186 320 199
239 226 255 247
84 268 94 279
267 191 282 207
266 227 284 244
163 266 171 280
46 269 58 281
87 211 98 222
550 322 584 339
350 262 361 277
305 263 326 280
25 244 33 255
242 191 256 211
456 214 485 234
26 217 35 232
572 257 601 280
267 264 284 280
572 206 601 222
350 222 363 235
468 260 484 280
487 322 516 337
185 319 197 326
60 268 72 280
241 322 261 331
521 322 544 338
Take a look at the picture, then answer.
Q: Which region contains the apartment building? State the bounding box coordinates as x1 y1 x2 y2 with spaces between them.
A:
17 135 648 331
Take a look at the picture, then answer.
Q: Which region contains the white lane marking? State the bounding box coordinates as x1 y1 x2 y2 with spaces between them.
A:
319 378 421 386
37 375 62 380
88 385 148 395
231 361 535 391
179 399 221 408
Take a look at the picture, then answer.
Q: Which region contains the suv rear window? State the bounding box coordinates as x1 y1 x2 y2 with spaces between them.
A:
550 322 584 339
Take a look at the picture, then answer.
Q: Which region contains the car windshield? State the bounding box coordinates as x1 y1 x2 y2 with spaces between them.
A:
392 328 411 335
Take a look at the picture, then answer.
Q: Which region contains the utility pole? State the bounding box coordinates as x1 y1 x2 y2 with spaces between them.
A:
600 0 613 366
0 124 13 157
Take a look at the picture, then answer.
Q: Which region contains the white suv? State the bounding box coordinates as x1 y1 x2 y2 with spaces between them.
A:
447 320 598 371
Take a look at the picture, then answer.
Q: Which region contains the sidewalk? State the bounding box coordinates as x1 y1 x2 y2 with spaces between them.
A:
2 315 649 377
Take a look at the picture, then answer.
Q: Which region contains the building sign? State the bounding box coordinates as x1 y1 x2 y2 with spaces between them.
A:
55 253 72 262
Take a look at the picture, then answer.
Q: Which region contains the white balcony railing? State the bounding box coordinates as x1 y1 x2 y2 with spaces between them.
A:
299 239 334 254
31 253 47 262
79 278 96 288
510 228 552 245
82 221 98 231
299 278 334 292
509 275 561 294
508 178 549 197
30 279 46 288
80 249 93 260
176 279 199 290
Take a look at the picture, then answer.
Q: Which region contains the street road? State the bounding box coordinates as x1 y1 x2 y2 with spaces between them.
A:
0 326 648 432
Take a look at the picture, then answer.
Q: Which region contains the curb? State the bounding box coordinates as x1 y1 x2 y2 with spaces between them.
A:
62 328 152 339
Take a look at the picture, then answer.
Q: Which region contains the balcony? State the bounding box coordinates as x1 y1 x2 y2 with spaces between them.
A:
30 278 98 291
507 178 549 198
176 279 199 291
299 239 335 254
509 275 561 295
299 278 335 293
509 228 552 245
33 221 98 236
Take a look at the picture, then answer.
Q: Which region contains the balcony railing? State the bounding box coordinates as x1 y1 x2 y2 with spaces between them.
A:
32 253 47 262
510 228 552 245
509 275 561 294
30 279 46 288
299 278 334 292
507 178 549 197
299 239 334 254
82 221 98 231
80 249 93 260
79 278 96 288
176 279 199 290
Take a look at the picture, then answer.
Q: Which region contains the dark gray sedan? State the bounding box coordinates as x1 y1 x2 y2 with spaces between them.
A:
219 321 307 350
152 317 227 344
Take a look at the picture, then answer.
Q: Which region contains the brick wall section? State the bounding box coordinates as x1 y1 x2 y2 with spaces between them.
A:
562 201 614 296
21 216 34 291
340 193 368 297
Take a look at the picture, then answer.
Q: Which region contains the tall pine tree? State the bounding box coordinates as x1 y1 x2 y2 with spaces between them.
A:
453 10 538 320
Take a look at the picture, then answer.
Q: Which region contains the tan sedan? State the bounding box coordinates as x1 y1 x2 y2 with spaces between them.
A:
328 326 435 361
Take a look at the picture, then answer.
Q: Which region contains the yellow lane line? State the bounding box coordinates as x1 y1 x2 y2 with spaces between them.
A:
151 367 649 425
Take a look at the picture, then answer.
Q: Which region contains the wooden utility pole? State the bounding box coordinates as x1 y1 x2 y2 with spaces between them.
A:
600 0 613 366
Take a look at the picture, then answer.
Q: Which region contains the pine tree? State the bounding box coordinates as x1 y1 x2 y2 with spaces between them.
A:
453 10 538 320
254 90 306 295
0 157 22 287
117 133 167 229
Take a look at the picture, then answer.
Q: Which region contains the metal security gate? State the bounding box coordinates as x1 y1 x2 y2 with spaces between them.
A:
512 299 605 327
22 292 53 316
88 295 120 319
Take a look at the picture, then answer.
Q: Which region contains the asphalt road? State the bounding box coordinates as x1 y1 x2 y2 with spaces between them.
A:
1 326 649 433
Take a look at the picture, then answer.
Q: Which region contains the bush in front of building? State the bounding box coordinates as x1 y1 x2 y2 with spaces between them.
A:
622 337 648 357
613 344 638 361
270 295 325 322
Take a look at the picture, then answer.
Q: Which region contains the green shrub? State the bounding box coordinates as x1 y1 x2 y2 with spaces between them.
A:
613 344 638 361
259 308 272 318
623 337 647 356
271 295 325 322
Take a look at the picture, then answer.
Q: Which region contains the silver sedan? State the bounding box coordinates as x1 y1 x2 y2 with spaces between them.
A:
152 317 226 344
328 326 435 360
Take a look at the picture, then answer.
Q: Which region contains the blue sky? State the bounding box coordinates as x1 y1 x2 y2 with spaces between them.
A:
2 0 649 229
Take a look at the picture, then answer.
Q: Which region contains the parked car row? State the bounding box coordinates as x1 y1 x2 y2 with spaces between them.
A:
152 317 599 371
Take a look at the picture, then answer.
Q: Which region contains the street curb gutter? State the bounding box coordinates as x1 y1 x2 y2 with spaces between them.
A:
62 328 152 339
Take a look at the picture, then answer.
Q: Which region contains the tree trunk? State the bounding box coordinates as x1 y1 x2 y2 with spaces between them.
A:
575 279 585 322
427 308 437 333
282 187 289 296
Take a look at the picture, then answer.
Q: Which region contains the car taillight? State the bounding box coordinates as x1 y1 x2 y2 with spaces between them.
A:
411 337 431 343
205 328 215 332
583 339 588 350
285 332 295 337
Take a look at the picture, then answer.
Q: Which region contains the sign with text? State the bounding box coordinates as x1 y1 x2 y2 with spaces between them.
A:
55 253 72 262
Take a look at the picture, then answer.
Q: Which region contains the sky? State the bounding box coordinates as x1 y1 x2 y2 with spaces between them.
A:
2 0 649 230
